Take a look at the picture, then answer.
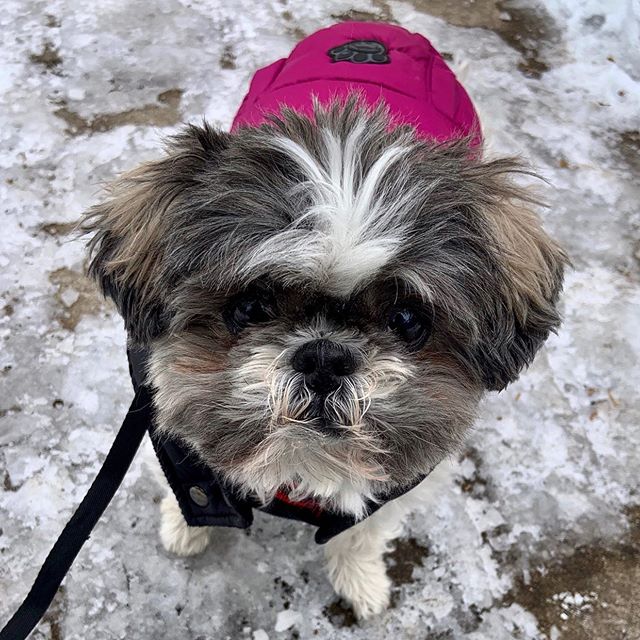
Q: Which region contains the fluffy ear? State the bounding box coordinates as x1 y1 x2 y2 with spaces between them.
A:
82 122 229 344
474 173 568 391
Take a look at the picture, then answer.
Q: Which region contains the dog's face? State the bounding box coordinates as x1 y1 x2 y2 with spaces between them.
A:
84 101 566 515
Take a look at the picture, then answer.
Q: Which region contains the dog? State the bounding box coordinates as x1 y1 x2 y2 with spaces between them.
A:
82 22 566 619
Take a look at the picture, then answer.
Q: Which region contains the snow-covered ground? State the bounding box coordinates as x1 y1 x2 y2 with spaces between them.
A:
1 1 639 638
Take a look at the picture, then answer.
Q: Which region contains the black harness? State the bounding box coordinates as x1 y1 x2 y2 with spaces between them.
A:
1 346 429 639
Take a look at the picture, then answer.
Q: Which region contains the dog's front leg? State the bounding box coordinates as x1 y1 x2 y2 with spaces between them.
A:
323 470 447 620
159 492 212 556
323 501 405 620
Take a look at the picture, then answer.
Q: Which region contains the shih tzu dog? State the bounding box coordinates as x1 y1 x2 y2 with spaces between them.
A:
82 23 566 619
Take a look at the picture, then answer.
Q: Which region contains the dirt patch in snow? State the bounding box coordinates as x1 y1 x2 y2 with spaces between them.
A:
39 222 78 237
400 0 559 77
502 506 640 639
53 88 183 136
386 537 430 586
323 598 358 628
49 267 106 331
30 41 62 72
616 129 640 174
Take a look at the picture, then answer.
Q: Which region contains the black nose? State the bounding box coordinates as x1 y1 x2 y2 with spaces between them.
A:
291 339 357 394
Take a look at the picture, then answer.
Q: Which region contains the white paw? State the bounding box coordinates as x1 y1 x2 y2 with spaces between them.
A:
159 494 211 556
327 556 391 620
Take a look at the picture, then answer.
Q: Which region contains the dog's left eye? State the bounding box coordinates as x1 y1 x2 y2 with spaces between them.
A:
387 306 432 349
225 295 275 334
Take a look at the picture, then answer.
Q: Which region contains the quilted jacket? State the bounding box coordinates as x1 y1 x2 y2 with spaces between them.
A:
232 21 481 143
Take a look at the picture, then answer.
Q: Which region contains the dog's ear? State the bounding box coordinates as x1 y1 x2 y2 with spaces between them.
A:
473 166 568 391
82 122 229 344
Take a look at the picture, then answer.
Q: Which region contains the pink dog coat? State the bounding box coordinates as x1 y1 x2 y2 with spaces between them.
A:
232 21 481 144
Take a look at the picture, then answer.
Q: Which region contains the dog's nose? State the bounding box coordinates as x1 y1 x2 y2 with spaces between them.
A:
291 339 356 394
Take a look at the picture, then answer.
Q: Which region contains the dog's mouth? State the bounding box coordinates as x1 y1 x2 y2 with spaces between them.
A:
311 416 349 438
297 395 352 436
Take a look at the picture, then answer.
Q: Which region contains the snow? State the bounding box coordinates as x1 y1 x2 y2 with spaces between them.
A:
1 0 639 638
275 610 303 632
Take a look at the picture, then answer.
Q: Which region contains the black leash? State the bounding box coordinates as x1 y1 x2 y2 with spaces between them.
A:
0 387 152 640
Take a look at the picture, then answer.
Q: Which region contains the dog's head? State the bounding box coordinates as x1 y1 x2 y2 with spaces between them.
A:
83 100 566 515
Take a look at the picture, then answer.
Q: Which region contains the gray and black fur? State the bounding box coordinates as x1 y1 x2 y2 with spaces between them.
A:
83 98 567 516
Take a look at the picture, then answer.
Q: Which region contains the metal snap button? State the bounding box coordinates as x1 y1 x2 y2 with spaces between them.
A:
189 485 209 507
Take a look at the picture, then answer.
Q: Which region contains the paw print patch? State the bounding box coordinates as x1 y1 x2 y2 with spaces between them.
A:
328 40 389 64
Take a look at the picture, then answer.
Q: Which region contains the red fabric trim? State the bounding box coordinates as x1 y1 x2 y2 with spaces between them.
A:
275 490 324 517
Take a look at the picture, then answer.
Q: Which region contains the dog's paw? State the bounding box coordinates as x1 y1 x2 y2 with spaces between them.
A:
159 494 211 556
350 578 391 620
327 557 391 620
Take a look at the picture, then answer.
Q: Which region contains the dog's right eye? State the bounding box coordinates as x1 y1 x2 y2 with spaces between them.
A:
224 294 275 334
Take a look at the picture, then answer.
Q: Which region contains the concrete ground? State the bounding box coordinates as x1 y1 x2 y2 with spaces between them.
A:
1 0 639 638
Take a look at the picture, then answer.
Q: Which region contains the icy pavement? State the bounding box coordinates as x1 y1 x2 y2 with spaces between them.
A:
1 0 639 638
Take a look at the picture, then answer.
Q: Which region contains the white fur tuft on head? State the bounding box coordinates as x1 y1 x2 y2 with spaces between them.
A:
240 113 418 295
